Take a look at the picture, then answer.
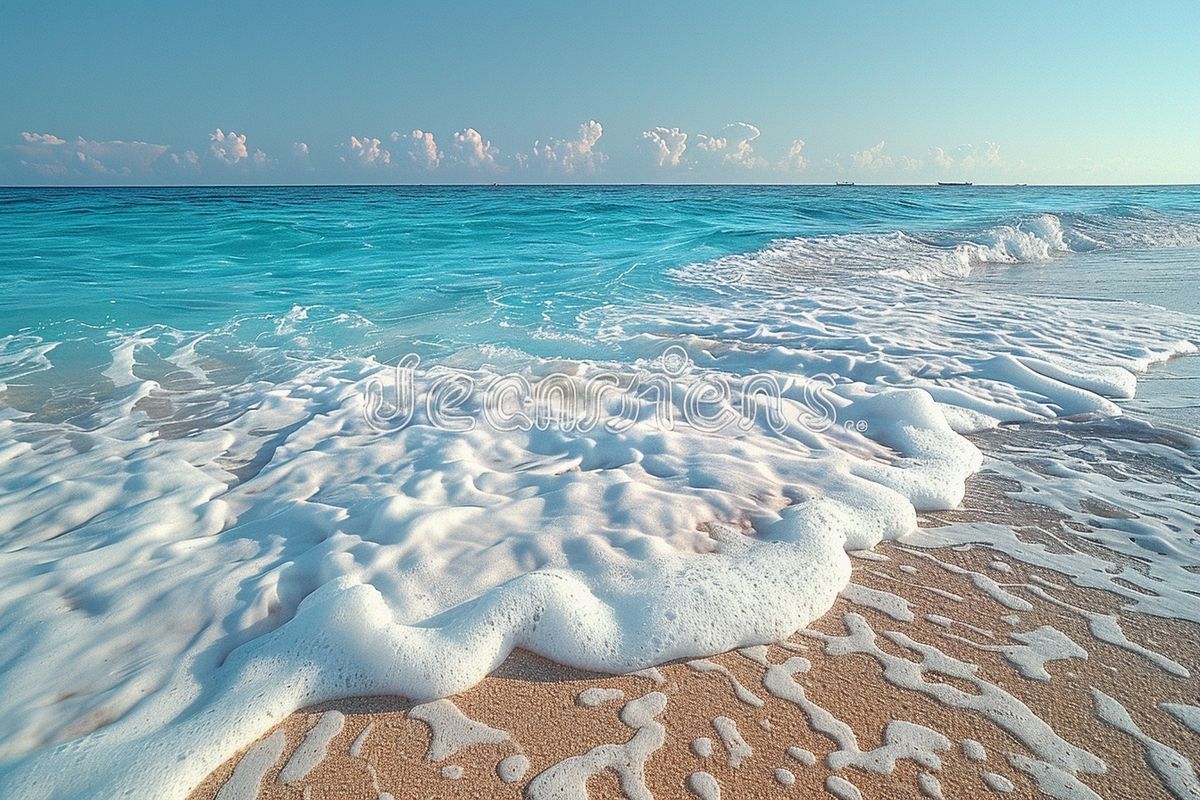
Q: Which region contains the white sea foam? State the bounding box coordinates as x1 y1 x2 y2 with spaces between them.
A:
711 716 751 768
214 731 286 800
1092 690 1200 798
497 754 530 783
666 210 1200 286
942 625 1086 682
526 691 666 799
786 746 816 766
407 700 510 762
687 771 721 799
0 214 1196 799
687 660 764 707
983 771 1016 793
277 711 344 784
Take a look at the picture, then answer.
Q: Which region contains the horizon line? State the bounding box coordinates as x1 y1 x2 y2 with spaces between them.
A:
3 182 1199 190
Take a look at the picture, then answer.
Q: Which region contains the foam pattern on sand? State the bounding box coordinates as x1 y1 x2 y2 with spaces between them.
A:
195 485 1199 800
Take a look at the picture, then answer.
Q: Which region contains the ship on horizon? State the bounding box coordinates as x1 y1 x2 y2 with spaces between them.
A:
937 181 973 186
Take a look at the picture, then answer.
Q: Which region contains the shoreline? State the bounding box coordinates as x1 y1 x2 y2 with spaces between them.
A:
190 450 1200 799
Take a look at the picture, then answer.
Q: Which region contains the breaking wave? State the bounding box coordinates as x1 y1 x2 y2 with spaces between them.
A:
671 208 1200 288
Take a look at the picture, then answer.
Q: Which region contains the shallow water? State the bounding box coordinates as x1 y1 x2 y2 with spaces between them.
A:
970 245 1200 431
3 185 1199 412
0 185 1197 798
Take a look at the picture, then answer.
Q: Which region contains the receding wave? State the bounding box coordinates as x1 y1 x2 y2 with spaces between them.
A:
670 208 1200 289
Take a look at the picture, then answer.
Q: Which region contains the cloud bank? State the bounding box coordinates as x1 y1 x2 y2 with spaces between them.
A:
15 132 171 178
642 122 767 171
5 125 1017 184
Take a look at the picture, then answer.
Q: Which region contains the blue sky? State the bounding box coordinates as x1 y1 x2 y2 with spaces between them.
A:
2 1 1197 185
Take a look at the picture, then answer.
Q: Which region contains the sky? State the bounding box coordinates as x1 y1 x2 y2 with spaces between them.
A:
2 1 1198 185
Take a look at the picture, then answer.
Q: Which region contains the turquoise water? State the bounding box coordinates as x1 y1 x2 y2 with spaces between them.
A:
3 185 1199 409
1 185 1199 798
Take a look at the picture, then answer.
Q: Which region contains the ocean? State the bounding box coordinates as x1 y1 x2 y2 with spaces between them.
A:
0 185 1197 797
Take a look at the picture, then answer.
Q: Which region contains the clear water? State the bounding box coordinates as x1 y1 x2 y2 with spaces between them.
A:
0 185 1198 798
970 245 1200 430
3 185 1199 403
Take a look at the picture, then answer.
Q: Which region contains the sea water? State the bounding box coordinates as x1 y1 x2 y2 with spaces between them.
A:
0 185 1197 797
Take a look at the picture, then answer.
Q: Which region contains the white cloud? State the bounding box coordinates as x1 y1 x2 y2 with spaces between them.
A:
21 132 66 145
852 140 894 170
79 138 170 169
954 144 978 170
74 150 107 173
524 120 606 175
451 127 498 168
169 150 200 170
932 142 1003 173
721 122 763 168
643 123 763 170
408 129 443 169
779 138 809 171
252 149 268 167
694 134 727 153
642 126 688 167
293 142 309 158
18 160 67 177
16 132 171 176
209 128 249 164
983 141 1002 167
347 135 390 166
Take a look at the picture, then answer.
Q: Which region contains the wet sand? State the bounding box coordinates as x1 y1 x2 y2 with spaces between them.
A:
189 468 1200 800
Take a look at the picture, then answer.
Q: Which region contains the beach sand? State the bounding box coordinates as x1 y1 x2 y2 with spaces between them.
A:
189 469 1200 800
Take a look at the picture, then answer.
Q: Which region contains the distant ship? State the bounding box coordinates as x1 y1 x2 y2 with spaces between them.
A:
835 181 855 186
937 181 973 186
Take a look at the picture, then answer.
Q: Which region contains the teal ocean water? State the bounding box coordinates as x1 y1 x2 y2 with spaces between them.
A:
0 185 1198 797
2 186 1199 411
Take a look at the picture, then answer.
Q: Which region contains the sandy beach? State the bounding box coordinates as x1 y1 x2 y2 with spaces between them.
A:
190 449 1200 800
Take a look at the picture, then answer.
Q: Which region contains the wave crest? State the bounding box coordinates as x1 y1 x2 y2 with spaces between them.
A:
671 208 1200 287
